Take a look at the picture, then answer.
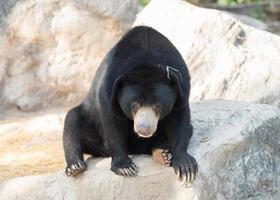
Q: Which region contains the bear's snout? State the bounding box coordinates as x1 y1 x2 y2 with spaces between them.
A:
133 107 159 138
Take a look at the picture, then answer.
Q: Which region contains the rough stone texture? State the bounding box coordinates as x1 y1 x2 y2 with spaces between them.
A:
228 13 268 31
134 0 280 107
1 0 280 114
0 100 279 200
0 0 17 25
190 101 280 200
0 111 65 182
0 0 138 112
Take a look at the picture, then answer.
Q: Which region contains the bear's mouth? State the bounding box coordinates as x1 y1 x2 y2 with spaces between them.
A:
136 132 154 138
134 126 156 138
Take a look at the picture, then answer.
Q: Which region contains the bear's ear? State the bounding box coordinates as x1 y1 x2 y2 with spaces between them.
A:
166 67 186 101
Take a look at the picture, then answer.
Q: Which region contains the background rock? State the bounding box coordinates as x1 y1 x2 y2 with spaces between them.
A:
134 0 280 108
227 13 268 31
0 0 139 113
0 100 279 200
1 0 280 115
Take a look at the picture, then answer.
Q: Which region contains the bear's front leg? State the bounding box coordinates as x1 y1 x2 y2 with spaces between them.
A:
171 148 197 185
163 106 198 185
101 111 138 177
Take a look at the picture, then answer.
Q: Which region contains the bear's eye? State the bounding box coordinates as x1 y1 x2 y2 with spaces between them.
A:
131 102 140 113
152 104 161 115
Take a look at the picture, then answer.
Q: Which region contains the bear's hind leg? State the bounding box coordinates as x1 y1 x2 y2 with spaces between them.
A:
152 136 172 167
152 148 172 167
63 106 91 176
152 124 194 167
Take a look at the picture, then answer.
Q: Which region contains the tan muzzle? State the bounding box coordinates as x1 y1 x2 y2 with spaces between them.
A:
133 107 159 138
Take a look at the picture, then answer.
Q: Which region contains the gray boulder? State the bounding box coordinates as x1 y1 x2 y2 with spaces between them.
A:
0 100 279 200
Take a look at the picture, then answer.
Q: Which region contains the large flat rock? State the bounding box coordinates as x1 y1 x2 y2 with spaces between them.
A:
1 100 279 200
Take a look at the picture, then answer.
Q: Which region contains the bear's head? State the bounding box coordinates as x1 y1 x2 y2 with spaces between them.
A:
118 83 177 138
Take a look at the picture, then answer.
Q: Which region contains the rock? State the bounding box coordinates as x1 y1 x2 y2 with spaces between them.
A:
0 100 279 200
0 111 65 182
1 0 280 114
134 0 280 108
74 0 140 25
191 101 280 200
0 156 196 200
0 0 138 112
0 0 17 25
267 20 280 36
227 12 268 31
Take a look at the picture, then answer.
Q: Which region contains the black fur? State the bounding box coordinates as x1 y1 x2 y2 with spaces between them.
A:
63 26 197 183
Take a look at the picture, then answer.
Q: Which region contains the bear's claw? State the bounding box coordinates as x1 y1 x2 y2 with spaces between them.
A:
111 157 138 177
152 148 172 167
65 160 87 177
172 152 198 186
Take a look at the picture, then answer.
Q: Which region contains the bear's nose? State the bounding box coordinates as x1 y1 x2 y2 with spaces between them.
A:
136 123 151 136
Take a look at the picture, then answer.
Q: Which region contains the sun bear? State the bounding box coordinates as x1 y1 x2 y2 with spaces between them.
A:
63 26 197 184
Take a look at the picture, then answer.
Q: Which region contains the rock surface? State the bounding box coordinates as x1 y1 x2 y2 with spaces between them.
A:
227 13 268 31
134 0 280 107
0 100 279 200
0 0 138 112
0 111 65 182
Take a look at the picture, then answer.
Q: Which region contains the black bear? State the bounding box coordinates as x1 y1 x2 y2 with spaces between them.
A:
63 26 197 184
